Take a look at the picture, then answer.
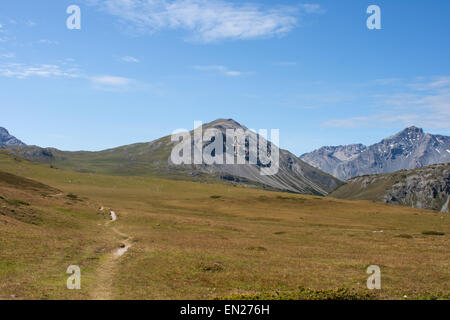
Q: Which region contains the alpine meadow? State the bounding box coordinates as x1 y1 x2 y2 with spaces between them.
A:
0 0 449 305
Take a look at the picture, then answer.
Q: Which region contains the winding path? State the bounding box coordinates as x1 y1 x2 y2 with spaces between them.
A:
91 209 133 300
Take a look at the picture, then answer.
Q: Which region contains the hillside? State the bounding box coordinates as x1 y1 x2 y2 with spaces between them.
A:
330 163 450 212
3 119 342 195
0 150 448 300
0 170 60 194
300 126 450 180
0 157 114 299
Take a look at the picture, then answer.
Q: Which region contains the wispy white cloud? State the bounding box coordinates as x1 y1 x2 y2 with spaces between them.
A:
91 75 132 87
276 61 297 67
323 116 370 128
286 91 356 109
299 4 323 14
0 63 81 79
323 77 450 129
0 52 15 59
25 20 36 27
0 22 9 40
193 65 249 76
37 39 59 45
0 21 11 42
429 76 450 88
0 59 151 92
90 74 165 93
0 18 36 32
121 56 140 63
409 76 450 91
372 78 401 86
87 0 321 42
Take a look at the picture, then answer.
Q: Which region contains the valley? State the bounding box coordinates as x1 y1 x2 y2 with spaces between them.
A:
0 151 448 300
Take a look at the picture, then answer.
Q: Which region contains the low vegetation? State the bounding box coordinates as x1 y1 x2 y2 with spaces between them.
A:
396 234 413 239
215 287 375 300
422 231 445 236
0 151 448 300
2 199 30 206
66 193 79 201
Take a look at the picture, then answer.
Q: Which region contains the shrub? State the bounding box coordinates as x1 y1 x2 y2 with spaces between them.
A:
396 234 413 239
246 246 267 251
215 287 375 300
422 231 445 236
66 193 78 200
3 199 30 206
199 262 224 272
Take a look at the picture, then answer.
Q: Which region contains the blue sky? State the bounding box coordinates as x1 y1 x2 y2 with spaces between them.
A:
0 0 449 154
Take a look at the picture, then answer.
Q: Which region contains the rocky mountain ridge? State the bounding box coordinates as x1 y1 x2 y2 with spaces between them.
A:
300 126 450 180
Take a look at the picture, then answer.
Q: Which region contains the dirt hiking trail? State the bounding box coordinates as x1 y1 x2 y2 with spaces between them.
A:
91 209 133 300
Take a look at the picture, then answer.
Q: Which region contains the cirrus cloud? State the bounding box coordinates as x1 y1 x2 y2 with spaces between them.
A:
87 0 321 42
192 65 250 77
0 62 81 79
322 76 450 130
0 61 146 92
90 75 133 89
121 56 140 63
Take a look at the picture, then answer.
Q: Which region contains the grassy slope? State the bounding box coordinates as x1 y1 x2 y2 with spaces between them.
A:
0 151 449 299
0 169 115 299
5 141 280 191
329 176 394 201
329 163 449 202
5 133 343 195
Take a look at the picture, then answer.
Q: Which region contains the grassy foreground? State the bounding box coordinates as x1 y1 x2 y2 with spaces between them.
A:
0 152 448 300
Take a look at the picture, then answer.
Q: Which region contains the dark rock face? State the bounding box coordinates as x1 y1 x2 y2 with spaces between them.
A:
300 126 450 180
20 147 55 162
330 163 450 212
381 165 450 212
0 127 26 147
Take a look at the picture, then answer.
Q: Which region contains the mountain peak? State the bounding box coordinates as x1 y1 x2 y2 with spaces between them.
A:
0 127 26 147
203 118 246 131
300 126 450 180
0 127 9 135
386 126 425 142
402 126 424 134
